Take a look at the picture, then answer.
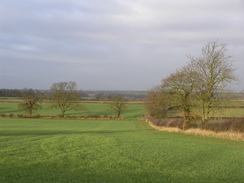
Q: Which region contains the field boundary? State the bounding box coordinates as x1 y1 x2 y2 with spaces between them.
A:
0 114 126 120
145 116 244 141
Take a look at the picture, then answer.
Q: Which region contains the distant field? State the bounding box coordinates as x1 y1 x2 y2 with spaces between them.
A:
167 108 244 118
0 103 146 118
213 108 244 117
1 102 244 118
0 118 243 183
228 100 244 106
0 97 22 102
0 97 145 104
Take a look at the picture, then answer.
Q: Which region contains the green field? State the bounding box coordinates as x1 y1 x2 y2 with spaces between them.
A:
0 101 244 182
0 103 146 119
1 102 244 118
0 118 243 183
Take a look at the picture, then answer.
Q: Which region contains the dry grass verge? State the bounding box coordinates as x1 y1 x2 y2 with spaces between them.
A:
146 118 244 141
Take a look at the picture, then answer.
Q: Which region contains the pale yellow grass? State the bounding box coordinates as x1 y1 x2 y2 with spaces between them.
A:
147 120 244 141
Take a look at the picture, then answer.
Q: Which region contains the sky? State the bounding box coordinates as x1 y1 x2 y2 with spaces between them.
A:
1 0 244 91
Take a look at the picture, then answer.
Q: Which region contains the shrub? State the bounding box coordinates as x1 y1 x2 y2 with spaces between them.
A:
188 123 198 129
146 116 185 129
91 115 100 119
50 115 58 119
0 114 7 118
33 114 41 118
15 114 24 118
9 114 14 118
201 117 244 133
65 115 76 119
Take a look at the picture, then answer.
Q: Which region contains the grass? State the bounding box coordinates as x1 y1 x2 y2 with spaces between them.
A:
0 118 244 183
0 103 146 119
225 100 244 106
0 97 22 102
148 121 244 141
167 108 244 118
0 103 19 114
1 102 244 119
212 108 244 117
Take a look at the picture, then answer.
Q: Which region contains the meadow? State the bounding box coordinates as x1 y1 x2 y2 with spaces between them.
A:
0 118 244 183
0 101 244 118
0 100 244 182
0 102 146 119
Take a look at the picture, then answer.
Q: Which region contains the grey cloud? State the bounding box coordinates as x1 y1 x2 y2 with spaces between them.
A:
0 0 244 91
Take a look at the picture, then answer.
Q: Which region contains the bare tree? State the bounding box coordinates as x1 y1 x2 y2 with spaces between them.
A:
145 86 169 119
108 95 127 118
188 41 237 123
50 81 85 117
160 64 198 129
18 90 43 117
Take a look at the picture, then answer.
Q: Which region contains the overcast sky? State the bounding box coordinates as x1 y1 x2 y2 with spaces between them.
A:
1 0 244 91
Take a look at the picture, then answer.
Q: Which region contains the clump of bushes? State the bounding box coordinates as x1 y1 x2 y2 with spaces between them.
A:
146 115 184 129
0 114 17 118
0 114 123 120
0 114 42 118
146 115 244 133
201 117 244 133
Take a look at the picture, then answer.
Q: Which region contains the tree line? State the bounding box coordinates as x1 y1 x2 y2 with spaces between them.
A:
0 89 146 100
1 40 239 124
145 41 238 129
17 81 127 118
0 89 34 97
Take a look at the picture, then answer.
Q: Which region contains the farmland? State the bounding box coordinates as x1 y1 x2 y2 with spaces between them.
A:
0 99 244 182
0 99 244 118
0 118 244 183
0 102 146 119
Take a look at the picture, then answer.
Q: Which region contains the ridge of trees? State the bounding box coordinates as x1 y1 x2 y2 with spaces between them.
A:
145 40 238 129
0 89 147 100
6 82 128 118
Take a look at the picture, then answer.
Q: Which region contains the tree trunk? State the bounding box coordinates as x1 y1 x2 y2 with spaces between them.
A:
201 104 208 125
182 105 191 130
117 110 121 118
29 109 32 117
183 114 191 130
61 110 65 117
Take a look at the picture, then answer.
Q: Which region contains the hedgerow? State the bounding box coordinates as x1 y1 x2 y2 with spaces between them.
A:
146 115 244 133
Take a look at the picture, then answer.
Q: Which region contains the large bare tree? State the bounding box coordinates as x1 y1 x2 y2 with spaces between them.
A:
188 41 237 123
145 86 169 119
160 64 198 129
146 40 237 127
108 95 127 118
18 90 43 117
50 81 84 117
